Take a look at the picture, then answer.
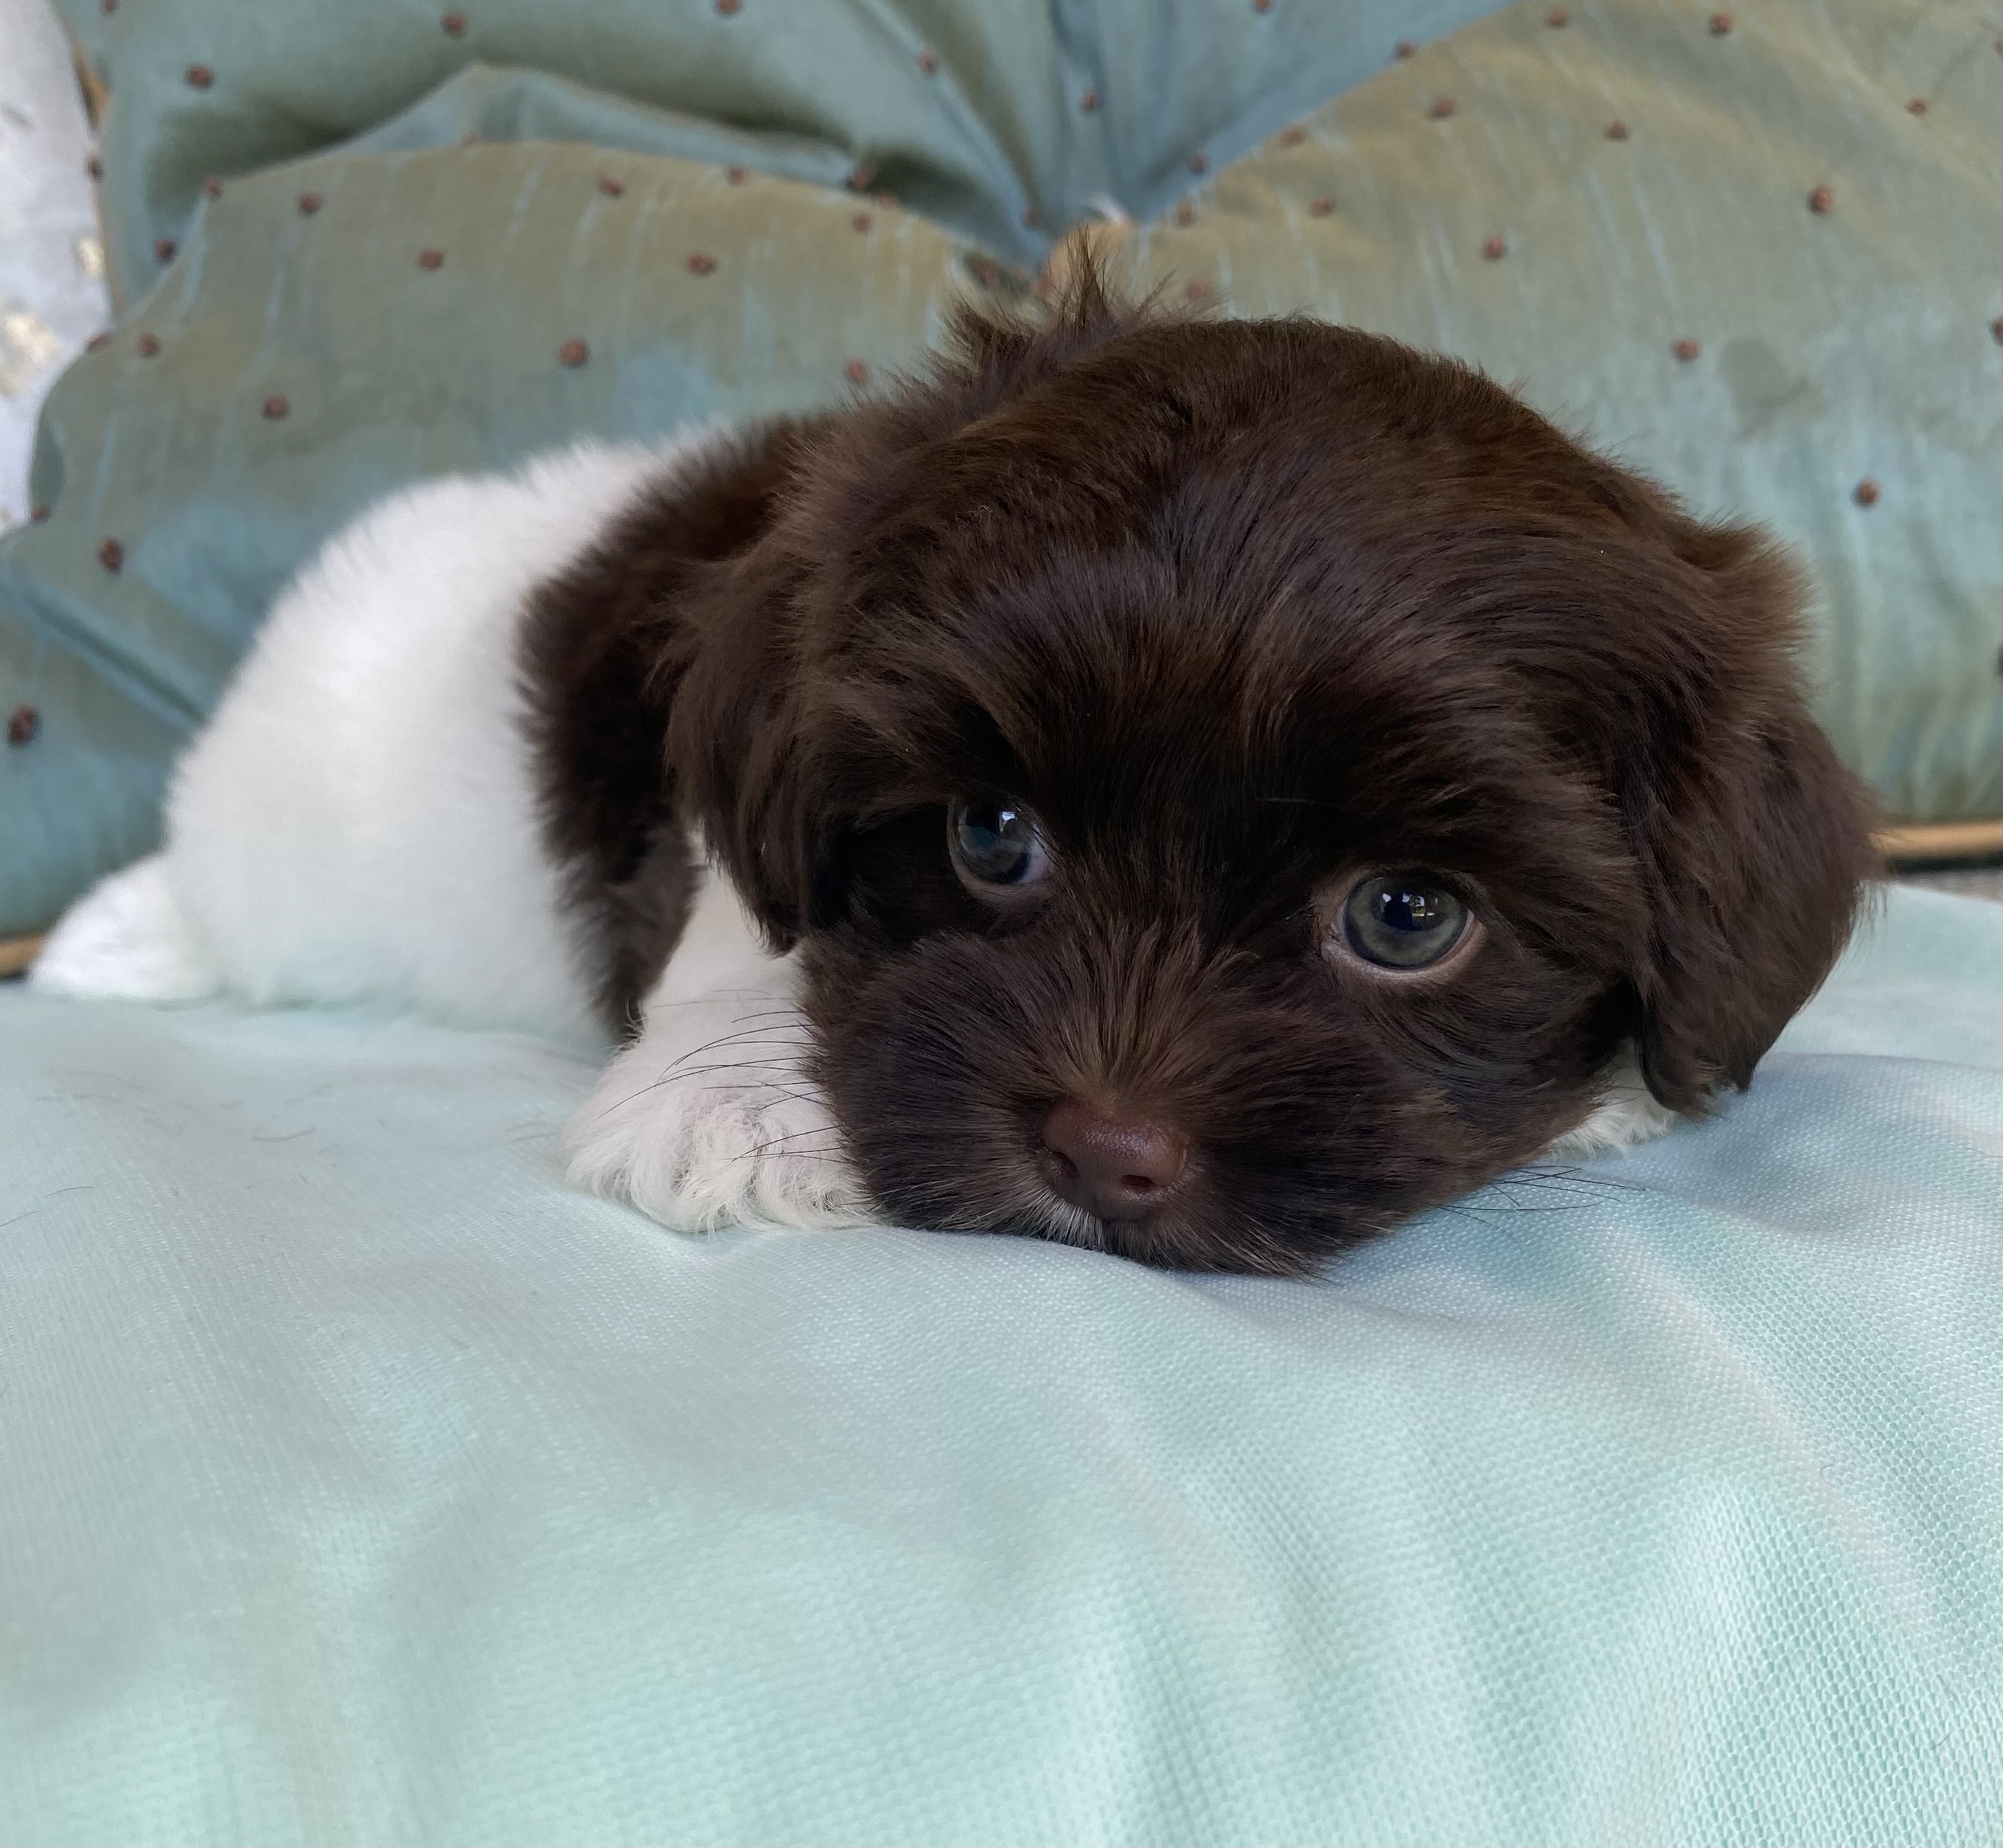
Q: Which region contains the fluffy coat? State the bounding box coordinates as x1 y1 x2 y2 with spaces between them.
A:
35 276 1877 1272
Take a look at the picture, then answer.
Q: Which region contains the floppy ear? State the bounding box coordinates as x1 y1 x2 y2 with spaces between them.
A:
680 255 1163 945
1621 527 1880 1110
664 541 828 954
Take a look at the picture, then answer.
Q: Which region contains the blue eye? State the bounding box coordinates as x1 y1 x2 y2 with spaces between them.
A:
1341 871 1470 969
949 800 1050 889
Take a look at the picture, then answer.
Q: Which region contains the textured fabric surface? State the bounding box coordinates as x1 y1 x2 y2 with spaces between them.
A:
1113 0 2003 828
1 883 1997 1847
0 138 976 938
2 0 2000 936
55 0 1508 310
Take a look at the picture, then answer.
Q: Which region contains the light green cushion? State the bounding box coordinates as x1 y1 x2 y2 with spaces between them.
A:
1 883 1996 1844
1126 0 2003 829
58 0 1510 311
0 138 977 937
4 0 1999 935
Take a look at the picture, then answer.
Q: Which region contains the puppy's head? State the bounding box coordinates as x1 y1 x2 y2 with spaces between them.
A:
676 275 1876 1272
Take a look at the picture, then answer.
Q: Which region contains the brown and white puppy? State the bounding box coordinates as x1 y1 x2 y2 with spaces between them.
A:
35 273 1878 1273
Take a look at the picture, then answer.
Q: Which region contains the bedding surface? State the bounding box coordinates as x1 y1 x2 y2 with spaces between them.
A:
1 883 1996 1847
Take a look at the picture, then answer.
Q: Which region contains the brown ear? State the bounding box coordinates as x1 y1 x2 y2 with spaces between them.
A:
665 543 826 954
1622 529 1880 1110
680 256 1162 943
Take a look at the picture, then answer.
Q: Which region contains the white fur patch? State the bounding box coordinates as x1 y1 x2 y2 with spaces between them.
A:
32 437 721 1042
32 426 869 1237
561 864 873 1232
1543 1046 1682 1159
31 853 220 1003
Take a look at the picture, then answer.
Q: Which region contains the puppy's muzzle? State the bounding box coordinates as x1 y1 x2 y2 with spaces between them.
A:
1038 1098 1189 1223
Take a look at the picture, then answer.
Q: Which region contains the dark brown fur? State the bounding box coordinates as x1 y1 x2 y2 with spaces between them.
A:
522 271 1877 1273
520 419 829 1028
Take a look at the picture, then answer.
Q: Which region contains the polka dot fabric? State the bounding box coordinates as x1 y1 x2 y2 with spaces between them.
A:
1115 0 2002 831
6 0 1997 939
0 141 975 935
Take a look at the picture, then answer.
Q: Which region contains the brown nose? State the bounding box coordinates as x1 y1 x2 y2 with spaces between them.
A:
1039 1098 1188 1221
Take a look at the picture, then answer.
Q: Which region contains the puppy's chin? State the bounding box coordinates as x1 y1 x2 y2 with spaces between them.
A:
796 929 1604 1277
1006 1193 1253 1275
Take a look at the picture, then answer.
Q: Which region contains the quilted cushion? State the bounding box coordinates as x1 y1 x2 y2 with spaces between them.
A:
2 0 1998 937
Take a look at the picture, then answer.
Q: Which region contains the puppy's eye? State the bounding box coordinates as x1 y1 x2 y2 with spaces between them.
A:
949 799 1050 890
1339 871 1470 970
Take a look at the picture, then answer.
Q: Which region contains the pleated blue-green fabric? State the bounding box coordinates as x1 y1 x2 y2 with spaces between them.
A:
2 0 1997 935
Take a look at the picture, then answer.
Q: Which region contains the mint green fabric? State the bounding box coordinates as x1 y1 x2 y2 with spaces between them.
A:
1123 0 2003 830
1 883 1996 1845
0 139 978 938
3 0 1999 936
59 0 1508 311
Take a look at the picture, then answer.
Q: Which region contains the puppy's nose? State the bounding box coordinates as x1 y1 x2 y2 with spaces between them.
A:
1039 1098 1188 1221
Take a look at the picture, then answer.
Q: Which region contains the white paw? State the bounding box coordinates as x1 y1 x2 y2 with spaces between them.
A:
1543 1046 1682 1159
561 991 873 1233
30 854 221 1003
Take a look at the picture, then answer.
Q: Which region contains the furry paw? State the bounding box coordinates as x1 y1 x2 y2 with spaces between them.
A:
561 993 873 1232
29 855 220 1003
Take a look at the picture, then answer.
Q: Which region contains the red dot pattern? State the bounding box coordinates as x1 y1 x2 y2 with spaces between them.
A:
66 0 1938 541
